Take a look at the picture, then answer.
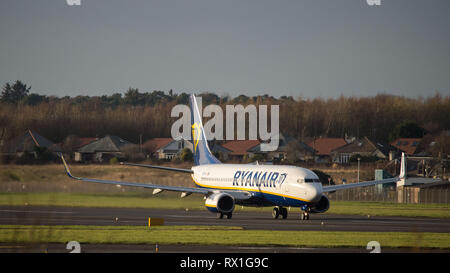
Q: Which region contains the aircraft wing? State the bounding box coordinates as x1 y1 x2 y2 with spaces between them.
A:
60 154 251 200
119 162 193 173
322 177 399 193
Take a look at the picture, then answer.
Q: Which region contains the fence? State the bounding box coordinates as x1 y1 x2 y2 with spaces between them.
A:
418 188 450 204
327 186 450 204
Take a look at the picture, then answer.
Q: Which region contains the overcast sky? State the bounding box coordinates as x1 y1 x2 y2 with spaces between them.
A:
0 0 449 98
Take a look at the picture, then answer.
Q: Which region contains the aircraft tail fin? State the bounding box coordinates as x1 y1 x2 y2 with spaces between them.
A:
189 94 221 166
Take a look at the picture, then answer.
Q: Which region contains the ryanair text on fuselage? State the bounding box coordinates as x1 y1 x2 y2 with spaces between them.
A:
232 171 287 188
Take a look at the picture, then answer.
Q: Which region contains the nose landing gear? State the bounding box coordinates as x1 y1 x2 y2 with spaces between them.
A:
301 211 310 220
300 205 310 221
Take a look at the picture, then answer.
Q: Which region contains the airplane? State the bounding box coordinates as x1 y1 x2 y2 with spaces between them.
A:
60 94 404 221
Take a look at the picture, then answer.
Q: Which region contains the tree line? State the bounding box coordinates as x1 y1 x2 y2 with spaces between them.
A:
1 80 449 146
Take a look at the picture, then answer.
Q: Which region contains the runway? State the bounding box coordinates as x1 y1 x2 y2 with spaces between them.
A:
1 205 449 233
1 205 449 253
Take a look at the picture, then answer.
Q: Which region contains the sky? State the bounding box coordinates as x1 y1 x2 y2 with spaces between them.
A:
0 0 449 98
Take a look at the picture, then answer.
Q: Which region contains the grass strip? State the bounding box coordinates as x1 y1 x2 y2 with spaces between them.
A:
0 192 449 218
0 224 449 249
326 201 450 218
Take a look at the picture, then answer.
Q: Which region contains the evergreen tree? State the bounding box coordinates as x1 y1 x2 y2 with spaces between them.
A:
1 81 31 103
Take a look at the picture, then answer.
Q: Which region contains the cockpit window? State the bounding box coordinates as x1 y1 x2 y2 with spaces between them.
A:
305 178 321 183
298 178 321 183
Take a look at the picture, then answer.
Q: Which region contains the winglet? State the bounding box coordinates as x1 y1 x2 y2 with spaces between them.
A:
59 153 76 179
399 152 406 179
397 152 407 187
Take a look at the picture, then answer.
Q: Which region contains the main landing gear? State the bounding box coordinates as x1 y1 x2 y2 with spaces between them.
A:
272 206 311 220
272 206 288 219
217 212 232 219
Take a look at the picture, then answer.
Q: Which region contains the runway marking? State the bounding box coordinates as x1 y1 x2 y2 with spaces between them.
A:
237 246 316 250
165 214 210 218
0 245 25 249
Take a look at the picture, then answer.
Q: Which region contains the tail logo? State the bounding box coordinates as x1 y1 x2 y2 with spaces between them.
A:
191 122 201 153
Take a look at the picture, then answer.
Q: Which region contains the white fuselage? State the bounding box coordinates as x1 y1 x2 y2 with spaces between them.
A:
191 164 323 207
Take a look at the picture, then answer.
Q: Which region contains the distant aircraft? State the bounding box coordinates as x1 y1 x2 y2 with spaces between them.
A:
60 94 404 220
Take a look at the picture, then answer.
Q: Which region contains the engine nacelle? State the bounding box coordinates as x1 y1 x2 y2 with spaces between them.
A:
205 193 235 214
309 195 330 214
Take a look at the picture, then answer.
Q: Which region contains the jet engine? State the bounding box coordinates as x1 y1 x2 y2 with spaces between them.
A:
309 195 330 213
205 193 235 214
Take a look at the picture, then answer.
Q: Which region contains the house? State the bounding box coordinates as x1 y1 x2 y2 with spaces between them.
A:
3 129 61 156
331 136 397 163
248 133 315 162
307 138 347 163
144 138 194 160
76 135 134 162
208 140 232 161
390 138 422 155
144 138 175 159
143 137 231 161
66 137 98 161
221 140 260 161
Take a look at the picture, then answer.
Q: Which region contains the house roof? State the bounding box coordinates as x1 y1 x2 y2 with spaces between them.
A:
222 140 260 156
78 135 133 153
208 141 232 153
373 141 399 157
6 129 59 153
417 180 449 189
331 137 378 154
390 138 422 155
64 137 98 150
143 138 174 153
308 138 347 156
414 134 435 156
248 133 315 154
77 138 98 149
330 137 397 158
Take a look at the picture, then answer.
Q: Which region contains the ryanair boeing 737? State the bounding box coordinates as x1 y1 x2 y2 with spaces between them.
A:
60 94 405 220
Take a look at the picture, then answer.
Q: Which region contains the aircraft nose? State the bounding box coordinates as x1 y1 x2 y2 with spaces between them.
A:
308 184 323 203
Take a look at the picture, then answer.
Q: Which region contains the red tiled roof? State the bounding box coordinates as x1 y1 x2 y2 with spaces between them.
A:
143 138 173 152
222 140 260 156
76 138 98 149
390 138 422 155
308 138 347 156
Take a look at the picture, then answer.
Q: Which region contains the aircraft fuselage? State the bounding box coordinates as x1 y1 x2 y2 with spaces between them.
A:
192 164 323 207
